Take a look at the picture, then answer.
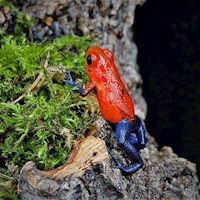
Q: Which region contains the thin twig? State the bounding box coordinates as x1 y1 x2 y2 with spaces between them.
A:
0 172 15 180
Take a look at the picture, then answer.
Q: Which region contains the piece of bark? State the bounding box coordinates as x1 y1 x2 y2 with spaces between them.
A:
41 136 109 180
18 136 109 198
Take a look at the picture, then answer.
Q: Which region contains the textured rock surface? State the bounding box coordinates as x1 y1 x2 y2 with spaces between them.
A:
18 117 199 199
2 0 199 199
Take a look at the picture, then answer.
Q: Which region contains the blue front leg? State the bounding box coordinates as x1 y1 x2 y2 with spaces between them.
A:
109 117 147 173
62 71 83 94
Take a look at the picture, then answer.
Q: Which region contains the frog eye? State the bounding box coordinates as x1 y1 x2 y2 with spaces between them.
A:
86 55 92 65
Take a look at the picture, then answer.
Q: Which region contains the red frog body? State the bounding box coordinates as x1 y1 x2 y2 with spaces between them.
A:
64 46 147 173
84 46 135 124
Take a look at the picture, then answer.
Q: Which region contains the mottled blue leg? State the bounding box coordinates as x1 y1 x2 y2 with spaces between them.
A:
108 119 144 173
130 116 147 150
62 71 83 94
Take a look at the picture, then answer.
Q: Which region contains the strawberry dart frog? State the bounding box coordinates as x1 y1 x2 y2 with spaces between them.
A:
63 46 147 173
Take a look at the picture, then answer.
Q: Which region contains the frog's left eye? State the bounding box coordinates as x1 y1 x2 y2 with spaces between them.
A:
86 55 92 65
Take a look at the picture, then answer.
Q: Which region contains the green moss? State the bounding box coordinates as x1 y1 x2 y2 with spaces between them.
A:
0 190 19 200
0 33 97 174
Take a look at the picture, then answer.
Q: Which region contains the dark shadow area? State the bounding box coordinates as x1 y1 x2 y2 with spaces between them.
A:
133 0 200 177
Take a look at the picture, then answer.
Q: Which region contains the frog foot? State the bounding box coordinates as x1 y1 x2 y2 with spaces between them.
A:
62 71 83 93
108 149 143 174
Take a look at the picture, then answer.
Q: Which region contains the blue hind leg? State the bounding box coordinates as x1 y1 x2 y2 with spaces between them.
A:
129 116 147 150
108 118 145 173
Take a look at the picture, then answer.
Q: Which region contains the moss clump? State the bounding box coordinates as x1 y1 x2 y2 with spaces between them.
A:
0 34 97 175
